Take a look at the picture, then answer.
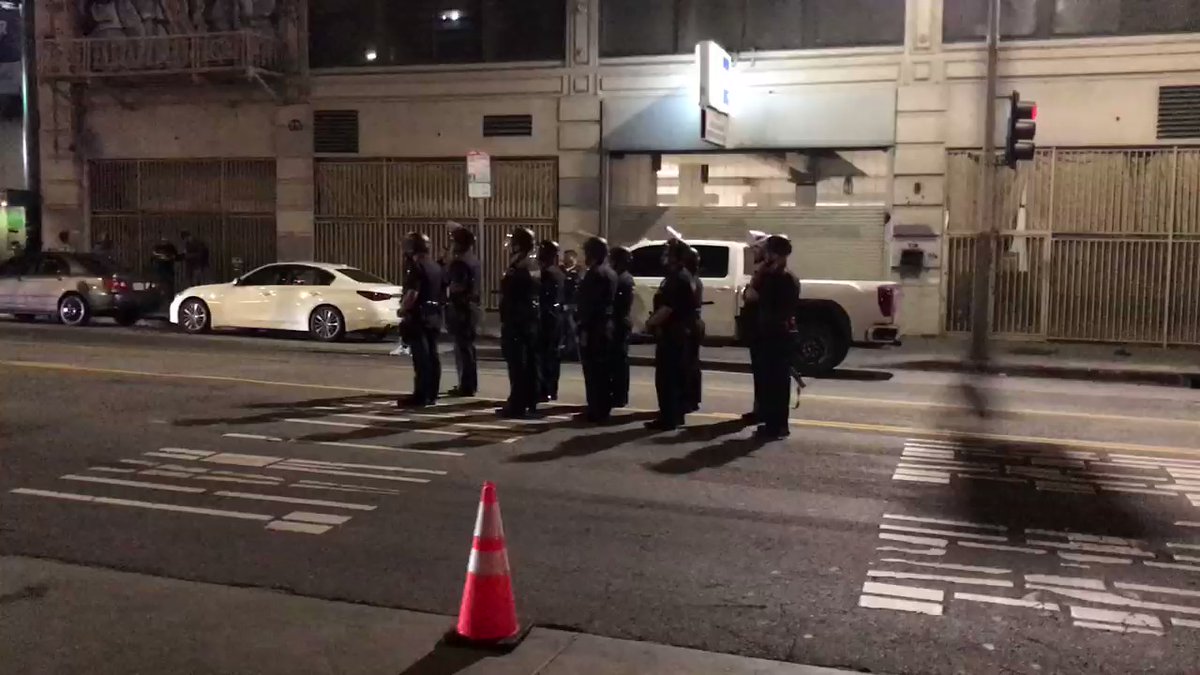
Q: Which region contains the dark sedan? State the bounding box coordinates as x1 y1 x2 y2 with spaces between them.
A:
0 252 161 326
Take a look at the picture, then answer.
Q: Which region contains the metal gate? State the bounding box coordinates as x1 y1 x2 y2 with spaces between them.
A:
944 147 1200 345
313 158 557 310
89 159 277 283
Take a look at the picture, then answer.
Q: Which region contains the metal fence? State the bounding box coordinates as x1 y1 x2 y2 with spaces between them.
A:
314 158 558 309
944 147 1200 345
89 159 277 284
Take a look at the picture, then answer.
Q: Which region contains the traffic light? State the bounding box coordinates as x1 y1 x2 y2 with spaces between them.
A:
1004 91 1037 168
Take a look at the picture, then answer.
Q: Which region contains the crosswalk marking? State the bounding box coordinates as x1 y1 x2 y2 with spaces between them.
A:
61 474 206 494
212 490 376 511
12 488 273 521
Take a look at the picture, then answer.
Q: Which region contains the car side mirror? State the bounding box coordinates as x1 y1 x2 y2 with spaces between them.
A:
232 276 243 286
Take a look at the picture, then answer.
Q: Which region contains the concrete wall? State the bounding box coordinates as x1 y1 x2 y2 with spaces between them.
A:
41 0 1200 336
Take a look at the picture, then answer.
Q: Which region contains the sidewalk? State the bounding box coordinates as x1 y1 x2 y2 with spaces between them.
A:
0 556 857 675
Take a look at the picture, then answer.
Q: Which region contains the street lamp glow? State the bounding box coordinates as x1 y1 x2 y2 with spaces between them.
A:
440 9 463 22
364 49 378 62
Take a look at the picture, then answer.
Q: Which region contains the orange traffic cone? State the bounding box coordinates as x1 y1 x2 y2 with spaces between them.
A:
447 482 526 650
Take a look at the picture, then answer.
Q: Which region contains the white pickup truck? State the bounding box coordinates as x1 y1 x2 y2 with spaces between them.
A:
627 239 901 374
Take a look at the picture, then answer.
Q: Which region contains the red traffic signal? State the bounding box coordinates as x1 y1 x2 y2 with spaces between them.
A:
1005 91 1037 168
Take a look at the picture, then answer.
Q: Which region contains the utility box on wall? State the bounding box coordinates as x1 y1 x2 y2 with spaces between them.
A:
890 223 940 278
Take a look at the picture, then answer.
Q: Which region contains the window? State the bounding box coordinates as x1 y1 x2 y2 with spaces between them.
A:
945 0 1200 41
693 245 731 279
310 0 567 68
285 266 336 286
337 267 390 284
36 255 69 276
0 256 27 277
240 265 287 286
601 0 904 57
629 245 667 278
71 254 122 277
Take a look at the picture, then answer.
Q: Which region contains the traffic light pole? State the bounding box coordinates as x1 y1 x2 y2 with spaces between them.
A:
969 0 1000 368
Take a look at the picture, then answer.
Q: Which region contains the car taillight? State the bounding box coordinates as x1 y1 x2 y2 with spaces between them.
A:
357 291 393 302
878 285 896 318
104 276 131 293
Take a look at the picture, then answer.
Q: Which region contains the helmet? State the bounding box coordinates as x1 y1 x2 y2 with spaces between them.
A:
537 239 560 264
765 234 792 257
508 227 535 255
609 245 631 271
582 236 608 264
682 245 699 274
404 232 431 255
449 226 476 252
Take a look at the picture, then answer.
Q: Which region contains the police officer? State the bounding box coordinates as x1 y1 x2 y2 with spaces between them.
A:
536 239 566 401
560 249 581 361
644 238 698 430
682 246 704 413
576 236 618 423
399 232 444 408
737 232 769 423
444 225 481 397
608 245 635 408
748 235 800 440
498 227 541 419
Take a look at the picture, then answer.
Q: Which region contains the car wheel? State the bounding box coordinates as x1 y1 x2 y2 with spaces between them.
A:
14 314 35 323
57 294 91 327
309 305 346 342
114 310 140 327
792 320 849 376
179 298 211 334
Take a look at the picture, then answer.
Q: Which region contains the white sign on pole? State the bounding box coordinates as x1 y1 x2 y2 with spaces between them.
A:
696 40 732 115
467 150 492 199
701 107 730 147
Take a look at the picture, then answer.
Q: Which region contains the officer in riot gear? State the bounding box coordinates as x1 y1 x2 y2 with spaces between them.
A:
748 235 800 439
444 225 481 397
576 236 618 423
644 237 698 430
498 227 541 418
608 245 635 408
536 239 566 401
682 246 704 413
399 232 444 407
737 231 769 423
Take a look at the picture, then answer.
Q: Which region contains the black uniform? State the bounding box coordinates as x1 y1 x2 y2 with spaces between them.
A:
560 265 581 360
402 258 445 405
499 257 541 416
577 262 618 421
652 267 698 427
754 267 801 435
538 264 566 400
609 268 635 408
686 276 704 412
737 274 763 420
445 253 482 396
151 241 179 312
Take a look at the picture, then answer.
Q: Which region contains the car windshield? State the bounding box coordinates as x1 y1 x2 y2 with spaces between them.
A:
337 267 389 284
71 253 123 276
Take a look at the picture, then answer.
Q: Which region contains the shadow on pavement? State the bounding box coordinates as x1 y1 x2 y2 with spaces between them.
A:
508 412 658 463
813 368 894 382
649 418 753 446
645 435 770 475
395 643 489 675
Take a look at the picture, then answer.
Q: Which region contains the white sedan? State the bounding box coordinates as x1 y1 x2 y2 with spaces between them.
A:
170 262 403 342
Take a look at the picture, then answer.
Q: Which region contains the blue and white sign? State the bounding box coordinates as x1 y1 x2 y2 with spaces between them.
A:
696 40 732 116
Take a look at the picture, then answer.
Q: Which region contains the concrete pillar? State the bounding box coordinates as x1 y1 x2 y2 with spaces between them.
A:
609 154 656 206
794 183 818 207
274 104 313 261
677 164 705 206
557 97 602 251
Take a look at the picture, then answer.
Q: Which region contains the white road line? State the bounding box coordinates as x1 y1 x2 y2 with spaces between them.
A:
157 448 213 458
293 479 399 494
1026 530 1146 546
88 466 138 474
11 488 271 521
144 451 202 461
1027 539 1154 558
212 490 376 511
1173 554 1200 564
189 475 281 487
953 592 1060 611
282 511 352 525
1178 521 1200 528
1145 561 1200 573
265 521 333 535
876 547 946 556
898 462 996 473
1114 582 1200 599
202 453 282 468
223 433 284 442
1072 471 1169 483
879 532 948 547
1071 606 1163 630
879 559 1010 575
118 459 158 466
1024 574 1106 590
209 470 284 482
1026 585 1200 618
893 474 949 485
1168 543 1200 552
866 570 1013 588
863 581 943 602
1074 620 1163 636
280 458 446 476
879 524 1009 542
285 418 466 437
1058 552 1132 565
291 483 394 496
1105 487 1172 496
883 514 1007 532
858 594 943 616
1112 453 1200 467
316 440 463 458
894 468 952 479
268 464 429 484
61 474 206 494
1172 617 1200 629
141 470 204 479
958 541 1048 555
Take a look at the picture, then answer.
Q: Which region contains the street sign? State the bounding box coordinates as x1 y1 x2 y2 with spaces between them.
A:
467 151 492 199
696 40 732 115
701 106 729 147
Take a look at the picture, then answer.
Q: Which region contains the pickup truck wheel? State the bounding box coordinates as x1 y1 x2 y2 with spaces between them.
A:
792 321 849 376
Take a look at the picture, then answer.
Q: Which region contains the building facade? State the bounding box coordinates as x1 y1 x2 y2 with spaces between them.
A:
33 0 1200 340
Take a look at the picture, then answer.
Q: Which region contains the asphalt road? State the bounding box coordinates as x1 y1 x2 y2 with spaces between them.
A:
3 320 1200 674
